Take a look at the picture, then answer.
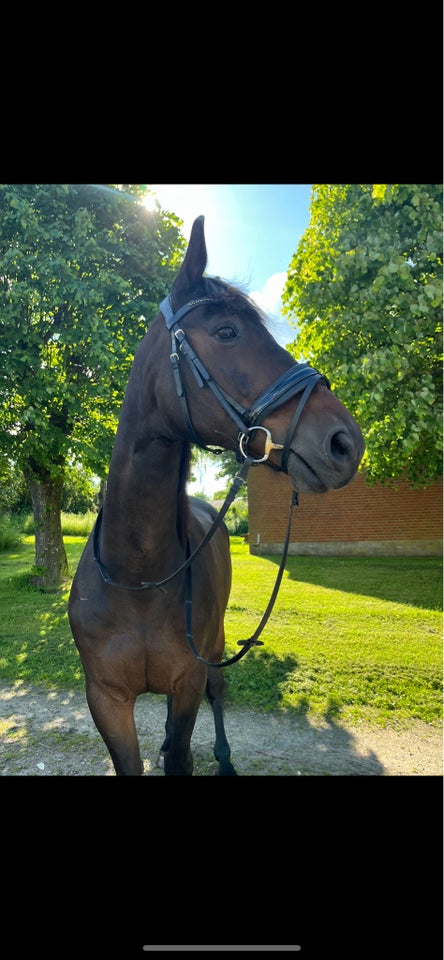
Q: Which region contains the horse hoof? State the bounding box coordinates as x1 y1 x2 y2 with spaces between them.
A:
156 752 165 769
216 764 238 776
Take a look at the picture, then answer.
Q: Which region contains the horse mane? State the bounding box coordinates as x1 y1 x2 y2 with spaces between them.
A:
181 274 271 328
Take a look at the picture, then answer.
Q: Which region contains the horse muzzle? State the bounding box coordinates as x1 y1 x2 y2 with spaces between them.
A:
284 418 366 494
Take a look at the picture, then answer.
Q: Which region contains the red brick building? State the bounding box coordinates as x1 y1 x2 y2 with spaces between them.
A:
247 469 443 557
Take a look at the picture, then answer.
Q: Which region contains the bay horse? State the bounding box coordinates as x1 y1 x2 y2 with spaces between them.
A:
68 215 365 776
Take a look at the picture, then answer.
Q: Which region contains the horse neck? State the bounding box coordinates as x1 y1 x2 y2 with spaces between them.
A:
100 380 191 585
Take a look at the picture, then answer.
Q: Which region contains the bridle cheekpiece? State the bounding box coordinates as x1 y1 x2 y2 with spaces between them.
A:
160 293 329 470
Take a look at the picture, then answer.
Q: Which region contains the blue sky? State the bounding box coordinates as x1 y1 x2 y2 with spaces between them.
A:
146 184 315 494
147 183 314 348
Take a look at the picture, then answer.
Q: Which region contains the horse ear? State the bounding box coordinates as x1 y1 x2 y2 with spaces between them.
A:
171 215 207 301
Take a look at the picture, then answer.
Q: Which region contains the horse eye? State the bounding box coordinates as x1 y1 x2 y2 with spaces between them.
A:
215 325 237 341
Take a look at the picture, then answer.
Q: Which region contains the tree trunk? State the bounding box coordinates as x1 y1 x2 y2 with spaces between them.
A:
25 468 69 590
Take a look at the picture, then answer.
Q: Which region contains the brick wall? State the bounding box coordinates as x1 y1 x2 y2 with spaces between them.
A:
247 469 443 557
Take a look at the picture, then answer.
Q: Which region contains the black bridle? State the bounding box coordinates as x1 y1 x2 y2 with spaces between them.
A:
162 293 328 471
93 293 329 668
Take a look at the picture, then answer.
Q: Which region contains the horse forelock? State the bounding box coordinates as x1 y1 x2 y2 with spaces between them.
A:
185 275 270 328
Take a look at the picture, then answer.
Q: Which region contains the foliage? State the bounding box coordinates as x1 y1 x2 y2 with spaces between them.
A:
215 449 247 495
61 464 98 513
0 457 97 515
0 456 30 513
0 514 23 551
223 501 249 535
189 448 248 500
282 184 443 485
0 183 186 482
0 184 186 586
20 511 97 537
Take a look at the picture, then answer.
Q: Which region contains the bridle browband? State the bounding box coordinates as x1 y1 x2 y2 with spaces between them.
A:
93 291 330 668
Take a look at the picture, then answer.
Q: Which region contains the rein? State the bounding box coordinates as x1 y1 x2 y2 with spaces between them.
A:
93 292 329 669
185 490 298 668
93 456 252 592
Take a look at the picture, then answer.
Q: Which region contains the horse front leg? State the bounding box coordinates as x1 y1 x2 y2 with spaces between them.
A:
86 680 143 776
161 673 207 776
206 665 238 776
156 694 173 770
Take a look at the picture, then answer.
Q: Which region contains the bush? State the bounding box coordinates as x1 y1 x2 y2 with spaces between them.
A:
61 467 98 513
21 513 35 534
19 511 97 537
0 462 30 514
0 514 23 551
61 512 96 536
224 502 249 536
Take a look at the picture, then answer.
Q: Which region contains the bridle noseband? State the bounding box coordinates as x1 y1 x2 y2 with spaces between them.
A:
93 292 330 668
161 293 329 470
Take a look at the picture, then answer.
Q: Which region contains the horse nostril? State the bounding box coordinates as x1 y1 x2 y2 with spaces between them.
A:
328 429 355 463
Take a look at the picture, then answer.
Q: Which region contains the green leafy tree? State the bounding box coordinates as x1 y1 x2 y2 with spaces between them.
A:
0 458 98 515
282 184 443 485
0 184 185 587
188 448 248 500
214 450 247 499
0 458 30 514
61 464 98 514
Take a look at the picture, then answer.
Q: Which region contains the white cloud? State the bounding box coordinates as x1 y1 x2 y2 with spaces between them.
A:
249 273 296 348
249 271 287 316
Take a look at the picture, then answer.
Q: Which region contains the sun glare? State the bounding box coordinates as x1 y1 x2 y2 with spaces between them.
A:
142 191 159 213
143 185 216 231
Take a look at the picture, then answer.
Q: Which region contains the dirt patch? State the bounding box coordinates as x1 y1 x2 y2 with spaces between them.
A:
0 681 442 776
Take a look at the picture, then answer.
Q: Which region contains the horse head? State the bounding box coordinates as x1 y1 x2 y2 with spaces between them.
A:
153 215 365 494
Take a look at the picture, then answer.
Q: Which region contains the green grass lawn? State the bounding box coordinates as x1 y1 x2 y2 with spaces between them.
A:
0 534 442 728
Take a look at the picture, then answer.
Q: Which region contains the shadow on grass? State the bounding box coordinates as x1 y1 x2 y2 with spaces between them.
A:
224 650 385 775
0 673 387 776
265 554 443 610
0 581 82 689
0 544 435 776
